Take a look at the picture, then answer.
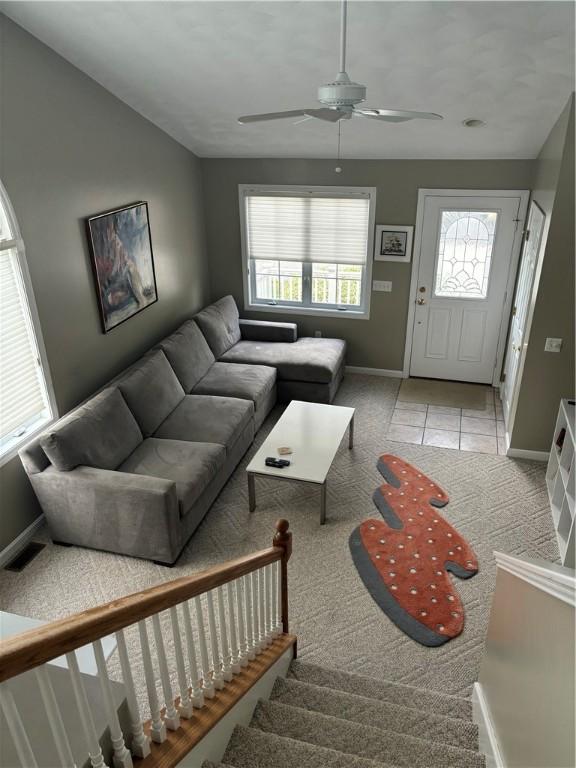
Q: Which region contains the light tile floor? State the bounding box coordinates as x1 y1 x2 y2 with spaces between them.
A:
388 386 506 455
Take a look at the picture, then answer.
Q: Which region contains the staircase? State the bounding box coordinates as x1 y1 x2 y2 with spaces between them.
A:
203 660 485 768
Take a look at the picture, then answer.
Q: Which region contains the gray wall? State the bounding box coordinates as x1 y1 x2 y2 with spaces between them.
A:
201 158 533 370
479 567 574 767
511 96 575 452
0 16 211 551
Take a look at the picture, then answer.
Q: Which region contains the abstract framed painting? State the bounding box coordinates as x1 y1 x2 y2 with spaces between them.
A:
86 202 158 333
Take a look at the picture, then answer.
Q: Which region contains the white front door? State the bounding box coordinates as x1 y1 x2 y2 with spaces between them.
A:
410 193 524 384
501 200 546 425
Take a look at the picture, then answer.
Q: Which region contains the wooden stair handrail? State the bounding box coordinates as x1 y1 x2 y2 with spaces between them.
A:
0 519 293 684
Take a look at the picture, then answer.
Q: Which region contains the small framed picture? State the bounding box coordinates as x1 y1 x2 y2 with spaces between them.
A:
374 225 414 262
86 202 158 333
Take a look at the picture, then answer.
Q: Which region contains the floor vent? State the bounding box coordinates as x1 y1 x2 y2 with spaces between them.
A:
4 541 45 572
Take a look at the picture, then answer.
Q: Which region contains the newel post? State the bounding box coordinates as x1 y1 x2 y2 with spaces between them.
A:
273 519 292 634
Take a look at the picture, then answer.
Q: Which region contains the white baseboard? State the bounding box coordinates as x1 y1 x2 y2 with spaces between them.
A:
345 366 406 378
506 447 549 462
472 682 505 768
0 514 45 569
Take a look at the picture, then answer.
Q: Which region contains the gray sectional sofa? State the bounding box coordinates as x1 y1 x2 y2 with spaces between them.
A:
19 296 346 564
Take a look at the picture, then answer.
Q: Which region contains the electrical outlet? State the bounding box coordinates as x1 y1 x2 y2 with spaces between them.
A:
373 280 392 292
314 330 322 338
544 337 562 353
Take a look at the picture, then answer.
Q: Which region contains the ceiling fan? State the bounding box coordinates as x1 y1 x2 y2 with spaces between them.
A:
238 0 443 126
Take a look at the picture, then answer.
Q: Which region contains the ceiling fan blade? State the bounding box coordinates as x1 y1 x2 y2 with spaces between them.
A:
304 108 344 123
238 110 309 124
357 108 443 122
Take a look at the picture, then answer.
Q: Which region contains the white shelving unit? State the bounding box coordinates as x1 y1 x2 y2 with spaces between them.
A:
546 399 575 568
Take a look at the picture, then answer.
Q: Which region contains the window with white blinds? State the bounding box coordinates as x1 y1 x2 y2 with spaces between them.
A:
0 182 54 462
240 185 375 318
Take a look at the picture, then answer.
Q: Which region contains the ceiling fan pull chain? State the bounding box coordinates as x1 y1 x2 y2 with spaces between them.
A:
335 120 343 173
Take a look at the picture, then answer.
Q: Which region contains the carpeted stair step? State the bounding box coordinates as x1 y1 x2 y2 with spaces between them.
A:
223 725 397 768
251 699 485 768
289 660 473 721
270 676 479 751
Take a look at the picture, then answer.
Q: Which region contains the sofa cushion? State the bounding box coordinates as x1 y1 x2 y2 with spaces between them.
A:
220 337 346 384
193 362 276 413
154 394 254 452
159 320 215 393
194 295 241 358
118 351 185 437
39 388 142 472
118 438 225 516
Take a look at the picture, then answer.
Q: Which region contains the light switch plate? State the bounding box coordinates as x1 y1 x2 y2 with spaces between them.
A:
373 280 392 292
544 337 563 353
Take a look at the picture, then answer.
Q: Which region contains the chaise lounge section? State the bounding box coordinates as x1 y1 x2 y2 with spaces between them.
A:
195 296 346 405
19 295 346 564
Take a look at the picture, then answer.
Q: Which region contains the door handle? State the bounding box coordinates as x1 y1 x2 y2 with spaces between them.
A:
417 298 426 305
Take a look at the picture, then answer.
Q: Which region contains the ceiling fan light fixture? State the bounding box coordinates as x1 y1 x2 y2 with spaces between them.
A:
462 118 486 128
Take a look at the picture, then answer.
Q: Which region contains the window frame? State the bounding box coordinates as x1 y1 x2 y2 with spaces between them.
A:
0 180 57 467
239 184 376 320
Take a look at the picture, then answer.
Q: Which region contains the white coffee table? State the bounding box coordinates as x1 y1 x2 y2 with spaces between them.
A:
246 400 355 524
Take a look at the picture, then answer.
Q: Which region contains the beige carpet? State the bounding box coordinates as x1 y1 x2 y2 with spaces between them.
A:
0 374 558 706
398 378 489 409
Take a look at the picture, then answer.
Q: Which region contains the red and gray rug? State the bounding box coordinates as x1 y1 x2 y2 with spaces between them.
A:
349 454 479 647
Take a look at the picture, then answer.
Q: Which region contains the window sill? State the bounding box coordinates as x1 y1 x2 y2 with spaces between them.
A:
245 301 370 320
0 415 53 469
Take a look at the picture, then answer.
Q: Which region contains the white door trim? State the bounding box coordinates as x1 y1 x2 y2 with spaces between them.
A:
403 189 530 384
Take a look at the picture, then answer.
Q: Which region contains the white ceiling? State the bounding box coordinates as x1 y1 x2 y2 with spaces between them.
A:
3 1 574 159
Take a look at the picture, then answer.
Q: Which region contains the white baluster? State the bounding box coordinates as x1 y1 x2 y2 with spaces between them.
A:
206 591 224 689
169 606 193 718
265 565 273 643
0 687 39 768
35 665 77 767
271 560 279 637
151 614 180 730
138 619 166 744
235 578 249 667
275 559 283 634
258 568 267 648
115 630 151 758
194 596 215 699
93 639 133 768
226 582 241 674
243 574 256 660
182 601 204 707
251 570 262 654
66 651 109 768
216 586 233 681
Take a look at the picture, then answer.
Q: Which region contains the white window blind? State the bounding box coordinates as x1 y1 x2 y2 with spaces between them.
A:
245 193 371 265
0 183 53 459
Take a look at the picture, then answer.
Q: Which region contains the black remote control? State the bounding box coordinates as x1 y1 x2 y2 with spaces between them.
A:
265 457 291 468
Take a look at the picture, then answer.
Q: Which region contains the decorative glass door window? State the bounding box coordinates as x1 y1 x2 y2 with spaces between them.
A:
434 210 498 299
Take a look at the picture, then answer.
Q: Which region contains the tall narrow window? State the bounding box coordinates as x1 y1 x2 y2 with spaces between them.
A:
240 185 375 318
0 181 55 462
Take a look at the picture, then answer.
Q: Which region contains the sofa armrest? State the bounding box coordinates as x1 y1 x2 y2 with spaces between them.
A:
239 319 297 343
31 466 181 563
